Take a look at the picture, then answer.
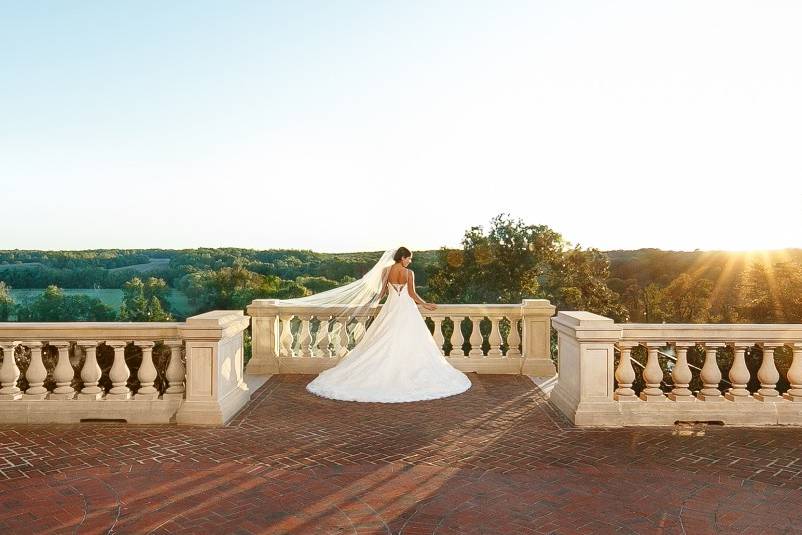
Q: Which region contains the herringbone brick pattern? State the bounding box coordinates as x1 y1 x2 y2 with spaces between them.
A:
1 374 801 534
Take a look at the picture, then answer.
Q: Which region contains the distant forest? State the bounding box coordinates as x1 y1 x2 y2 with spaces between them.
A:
2 215 801 325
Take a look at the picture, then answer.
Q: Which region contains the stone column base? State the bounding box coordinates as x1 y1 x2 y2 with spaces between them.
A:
176 382 250 426
521 357 556 377
245 358 279 375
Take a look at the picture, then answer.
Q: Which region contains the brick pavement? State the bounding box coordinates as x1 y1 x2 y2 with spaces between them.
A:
0 374 801 534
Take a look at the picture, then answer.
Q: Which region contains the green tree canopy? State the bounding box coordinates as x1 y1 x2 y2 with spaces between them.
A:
0 282 14 321
119 277 172 321
736 260 802 323
17 285 117 321
426 214 626 319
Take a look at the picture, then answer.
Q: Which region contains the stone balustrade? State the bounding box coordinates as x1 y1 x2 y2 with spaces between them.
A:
246 299 556 376
551 311 802 426
0 310 250 425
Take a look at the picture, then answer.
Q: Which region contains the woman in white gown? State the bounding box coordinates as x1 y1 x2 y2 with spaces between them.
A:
305 247 472 402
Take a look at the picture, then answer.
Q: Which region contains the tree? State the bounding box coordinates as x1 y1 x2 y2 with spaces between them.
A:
119 277 172 321
736 260 802 323
426 214 626 320
542 245 627 320
180 264 292 312
0 282 14 321
17 285 117 321
661 274 713 323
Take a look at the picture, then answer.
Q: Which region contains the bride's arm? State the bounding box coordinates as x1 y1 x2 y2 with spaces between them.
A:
407 270 437 311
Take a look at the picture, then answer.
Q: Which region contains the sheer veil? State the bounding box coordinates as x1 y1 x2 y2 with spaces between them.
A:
274 248 398 320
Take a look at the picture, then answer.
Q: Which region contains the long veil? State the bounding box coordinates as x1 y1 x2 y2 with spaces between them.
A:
275 248 397 321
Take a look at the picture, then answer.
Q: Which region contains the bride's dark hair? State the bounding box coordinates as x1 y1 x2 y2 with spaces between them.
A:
394 247 412 262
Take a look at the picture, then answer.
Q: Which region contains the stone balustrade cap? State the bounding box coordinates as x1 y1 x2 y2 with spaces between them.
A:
182 310 250 341
551 311 621 342
185 310 248 329
553 311 616 328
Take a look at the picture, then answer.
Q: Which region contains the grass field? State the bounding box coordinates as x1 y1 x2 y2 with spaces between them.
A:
9 288 194 317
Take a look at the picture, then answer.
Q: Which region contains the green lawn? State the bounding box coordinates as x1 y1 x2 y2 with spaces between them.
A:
9 288 194 317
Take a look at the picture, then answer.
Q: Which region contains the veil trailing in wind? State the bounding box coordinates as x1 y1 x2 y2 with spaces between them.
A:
275 248 398 322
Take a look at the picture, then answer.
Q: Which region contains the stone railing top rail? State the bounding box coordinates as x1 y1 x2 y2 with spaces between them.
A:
248 298 554 317
553 311 802 344
620 322 802 344
0 310 250 342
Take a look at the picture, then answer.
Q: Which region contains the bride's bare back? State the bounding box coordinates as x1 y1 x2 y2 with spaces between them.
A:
386 264 409 285
381 262 436 311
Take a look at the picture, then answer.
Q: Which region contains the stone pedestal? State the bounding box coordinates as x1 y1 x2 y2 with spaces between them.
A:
520 299 557 377
245 301 281 375
549 311 622 426
176 311 251 425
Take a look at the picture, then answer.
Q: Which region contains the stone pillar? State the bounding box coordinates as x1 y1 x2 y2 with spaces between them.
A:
754 343 782 402
668 343 695 401
784 342 802 402
550 311 622 426
23 342 48 400
0 342 21 400
49 341 75 400
244 299 280 375
697 342 725 401
106 341 131 400
640 342 667 401
163 340 186 400
449 316 465 356
613 342 637 401
725 344 754 402
467 316 484 356
176 311 251 425
134 341 158 400
520 299 557 376
77 341 103 400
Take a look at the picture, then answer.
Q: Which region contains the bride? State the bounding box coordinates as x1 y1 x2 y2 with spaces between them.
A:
280 247 471 403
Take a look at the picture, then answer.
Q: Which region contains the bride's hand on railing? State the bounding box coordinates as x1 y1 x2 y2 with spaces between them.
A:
422 302 438 311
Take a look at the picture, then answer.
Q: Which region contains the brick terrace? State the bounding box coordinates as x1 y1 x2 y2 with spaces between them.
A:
1 374 801 534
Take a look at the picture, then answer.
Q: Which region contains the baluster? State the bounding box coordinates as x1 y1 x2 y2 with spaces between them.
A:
432 317 445 354
315 318 332 358
163 340 185 399
107 341 131 400
784 342 802 402
640 342 666 401
279 315 294 356
299 316 313 357
468 316 483 356
352 317 367 345
0 342 21 400
77 341 103 400
614 342 637 401
506 317 521 357
755 343 781 401
450 317 465 357
668 343 694 401
336 318 350 357
135 341 158 399
49 341 75 400
487 317 503 357
725 344 753 402
24 342 47 399
697 342 725 401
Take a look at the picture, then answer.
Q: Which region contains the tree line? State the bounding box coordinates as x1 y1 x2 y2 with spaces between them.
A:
2 214 801 324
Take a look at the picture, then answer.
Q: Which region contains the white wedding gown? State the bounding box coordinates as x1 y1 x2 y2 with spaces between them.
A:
306 281 472 402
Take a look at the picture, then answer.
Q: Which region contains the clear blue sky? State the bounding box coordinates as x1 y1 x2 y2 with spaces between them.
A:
2 1 801 252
